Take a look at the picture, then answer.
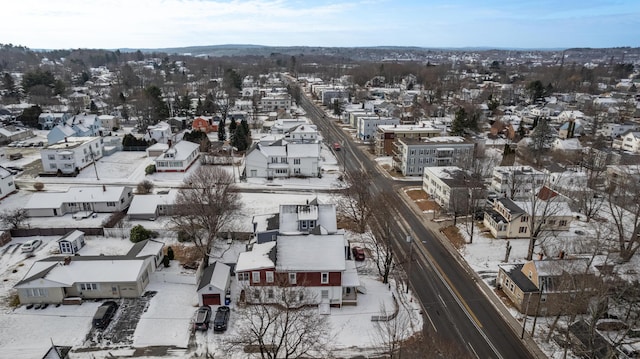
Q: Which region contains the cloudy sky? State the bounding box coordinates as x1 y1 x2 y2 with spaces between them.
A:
2 0 639 50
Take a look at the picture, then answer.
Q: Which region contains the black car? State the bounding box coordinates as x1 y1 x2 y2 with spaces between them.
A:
194 306 212 331
213 306 230 332
92 301 118 329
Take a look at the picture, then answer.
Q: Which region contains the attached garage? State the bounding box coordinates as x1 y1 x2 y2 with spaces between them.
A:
202 294 221 306
197 261 231 307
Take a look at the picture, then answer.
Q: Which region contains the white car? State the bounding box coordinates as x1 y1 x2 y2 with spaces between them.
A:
21 239 42 253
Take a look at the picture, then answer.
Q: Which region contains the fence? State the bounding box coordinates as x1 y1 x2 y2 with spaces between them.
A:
10 227 104 237
370 292 399 322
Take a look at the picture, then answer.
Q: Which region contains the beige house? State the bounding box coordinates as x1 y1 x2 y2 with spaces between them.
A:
497 258 598 315
15 239 164 304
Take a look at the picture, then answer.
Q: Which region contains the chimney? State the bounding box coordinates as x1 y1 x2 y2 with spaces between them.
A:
102 185 106 192
64 137 68 143
63 256 71 265
538 252 544 260
168 139 172 148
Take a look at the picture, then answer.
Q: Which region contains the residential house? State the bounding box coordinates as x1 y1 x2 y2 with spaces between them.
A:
0 166 16 200
192 116 218 133
154 140 200 172
57 230 86 255
236 235 359 308
38 112 70 130
0 125 34 143
98 115 119 131
14 239 164 304
127 190 178 220
40 136 104 175
497 258 597 315
68 114 102 137
357 116 400 142
598 122 639 139
394 136 475 176
197 261 231 306
24 186 133 217
483 195 574 239
422 166 485 214
490 166 546 199
375 122 443 156
258 94 292 112
551 138 582 153
245 127 321 179
47 124 77 144
612 131 640 154
145 121 173 144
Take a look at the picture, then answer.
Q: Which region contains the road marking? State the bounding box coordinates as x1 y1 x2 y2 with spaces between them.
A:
424 311 437 332
468 342 479 359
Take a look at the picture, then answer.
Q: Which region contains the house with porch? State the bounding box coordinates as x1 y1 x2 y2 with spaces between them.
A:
24 186 133 217
153 140 200 172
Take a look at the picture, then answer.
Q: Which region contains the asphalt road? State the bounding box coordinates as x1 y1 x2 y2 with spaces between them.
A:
296 88 536 359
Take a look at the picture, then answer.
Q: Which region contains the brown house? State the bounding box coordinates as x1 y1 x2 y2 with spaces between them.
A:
497 258 599 315
191 116 218 133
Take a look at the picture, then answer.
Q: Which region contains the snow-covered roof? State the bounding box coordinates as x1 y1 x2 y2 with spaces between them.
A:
534 258 591 277
342 260 360 287
287 143 320 157
156 140 199 161
276 235 346 272
16 257 148 287
279 202 337 234
57 230 84 243
236 241 276 272
198 261 230 291
424 166 464 180
127 190 178 216
25 186 129 210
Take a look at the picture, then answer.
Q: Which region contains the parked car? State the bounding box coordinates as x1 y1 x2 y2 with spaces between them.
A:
194 305 212 331
92 301 118 329
333 142 341 151
213 306 230 332
352 246 365 261
21 239 42 253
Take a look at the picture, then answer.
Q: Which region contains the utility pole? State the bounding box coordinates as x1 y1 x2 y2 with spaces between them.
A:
406 235 413 294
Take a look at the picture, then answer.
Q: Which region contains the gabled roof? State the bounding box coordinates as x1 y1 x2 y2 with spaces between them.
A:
25 186 130 210
236 241 277 272
498 263 539 293
197 261 230 291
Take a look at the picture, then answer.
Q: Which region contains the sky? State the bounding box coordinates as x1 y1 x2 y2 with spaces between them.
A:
2 0 639 50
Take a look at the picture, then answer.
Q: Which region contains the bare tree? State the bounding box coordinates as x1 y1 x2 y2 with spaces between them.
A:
227 284 331 359
170 167 241 256
335 169 373 233
136 179 154 194
605 179 640 262
368 193 396 284
0 208 28 229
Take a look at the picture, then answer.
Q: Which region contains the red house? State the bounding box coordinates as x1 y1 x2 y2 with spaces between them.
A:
235 234 359 308
192 116 218 133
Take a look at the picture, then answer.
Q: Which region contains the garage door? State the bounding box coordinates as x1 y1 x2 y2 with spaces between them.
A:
202 294 221 306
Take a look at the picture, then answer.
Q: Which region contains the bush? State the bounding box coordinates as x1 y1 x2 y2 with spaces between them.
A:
162 256 170 267
130 224 153 243
145 164 156 175
166 246 175 260
33 182 44 191
177 230 191 243
136 179 154 194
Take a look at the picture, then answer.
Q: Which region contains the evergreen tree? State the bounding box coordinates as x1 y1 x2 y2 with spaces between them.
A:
218 119 226 141
240 118 250 136
450 107 467 136
195 98 203 116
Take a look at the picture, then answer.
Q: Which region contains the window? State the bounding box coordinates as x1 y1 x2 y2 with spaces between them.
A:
238 272 249 281
252 271 261 283
107 202 116 207
321 272 329 284
294 158 300 165
267 288 274 299
26 288 48 297
559 220 567 226
266 271 274 283
79 283 98 291
521 216 528 222
289 273 297 285
48 154 55 160
321 290 329 299
519 226 527 233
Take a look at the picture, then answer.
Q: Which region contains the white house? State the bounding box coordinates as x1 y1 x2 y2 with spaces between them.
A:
40 136 104 175
395 136 475 177
0 166 16 200
357 116 400 142
127 190 178 220
422 166 484 213
258 94 292 112
490 166 546 199
598 123 639 139
145 121 173 144
154 140 200 172
14 239 163 304
613 131 640 154
245 136 321 178
25 186 133 217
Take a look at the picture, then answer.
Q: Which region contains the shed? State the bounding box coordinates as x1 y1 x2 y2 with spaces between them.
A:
57 230 85 254
197 261 231 306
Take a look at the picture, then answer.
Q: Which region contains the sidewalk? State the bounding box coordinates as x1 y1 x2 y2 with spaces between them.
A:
398 189 548 359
